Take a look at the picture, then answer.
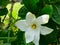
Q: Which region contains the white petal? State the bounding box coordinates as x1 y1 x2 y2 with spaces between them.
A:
26 12 36 25
40 26 53 35
33 30 40 45
25 28 35 43
15 20 27 31
37 14 49 24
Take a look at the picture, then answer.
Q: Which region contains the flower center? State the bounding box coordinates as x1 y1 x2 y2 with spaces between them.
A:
31 24 36 29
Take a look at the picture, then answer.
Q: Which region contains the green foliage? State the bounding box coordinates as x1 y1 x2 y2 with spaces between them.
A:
18 6 29 19
12 3 23 19
0 0 60 45
0 8 8 16
44 0 60 4
0 30 14 37
22 0 39 14
41 19 58 45
50 0 60 3
6 3 23 20
41 5 53 17
0 0 9 7
45 30 57 43
11 30 25 45
40 30 57 45
52 4 60 24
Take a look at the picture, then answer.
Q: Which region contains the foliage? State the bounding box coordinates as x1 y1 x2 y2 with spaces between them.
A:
0 0 60 45
0 8 8 16
18 6 29 19
52 3 60 24
0 0 9 7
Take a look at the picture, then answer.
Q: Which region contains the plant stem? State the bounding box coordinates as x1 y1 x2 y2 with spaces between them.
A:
6 0 14 29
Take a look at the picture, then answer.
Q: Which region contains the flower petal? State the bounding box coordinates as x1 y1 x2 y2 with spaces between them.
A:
15 20 27 31
33 30 40 45
37 14 49 24
26 12 36 25
25 28 35 43
40 26 53 35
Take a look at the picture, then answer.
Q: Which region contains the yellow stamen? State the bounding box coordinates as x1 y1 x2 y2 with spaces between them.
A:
31 24 36 29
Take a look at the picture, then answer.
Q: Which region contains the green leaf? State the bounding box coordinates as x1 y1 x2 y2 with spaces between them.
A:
0 8 8 16
0 0 9 7
44 0 60 4
45 30 57 43
50 0 60 3
12 3 23 19
18 6 29 19
43 0 50 4
22 0 39 14
46 19 58 43
41 19 58 44
12 30 25 45
41 5 53 17
52 4 60 24
4 43 11 45
40 29 57 44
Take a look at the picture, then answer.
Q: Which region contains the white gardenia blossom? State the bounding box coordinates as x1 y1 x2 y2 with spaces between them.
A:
15 12 53 45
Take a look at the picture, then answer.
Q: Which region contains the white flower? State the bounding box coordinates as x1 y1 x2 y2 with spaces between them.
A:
15 12 53 45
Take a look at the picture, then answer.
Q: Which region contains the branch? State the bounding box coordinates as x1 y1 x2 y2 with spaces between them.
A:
2 15 7 22
5 0 14 29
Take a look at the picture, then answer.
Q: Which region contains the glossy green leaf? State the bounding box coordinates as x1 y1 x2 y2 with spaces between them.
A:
41 5 53 17
52 4 60 24
18 6 29 19
0 8 8 16
22 0 39 13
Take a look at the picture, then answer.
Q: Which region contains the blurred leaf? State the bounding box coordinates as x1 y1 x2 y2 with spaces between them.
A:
52 4 60 24
44 0 60 4
0 30 8 37
40 29 57 45
0 8 8 16
6 3 23 20
12 3 23 19
22 0 39 14
4 43 11 45
0 0 9 7
18 6 29 19
45 30 57 43
11 30 25 45
40 19 58 44
44 0 50 4
0 22 5 29
41 5 53 17
50 0 60 3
